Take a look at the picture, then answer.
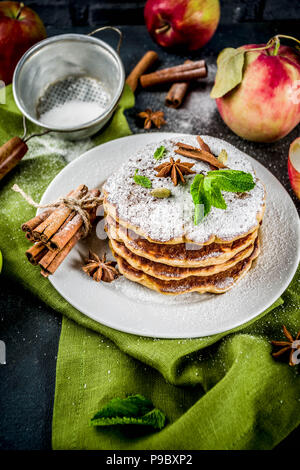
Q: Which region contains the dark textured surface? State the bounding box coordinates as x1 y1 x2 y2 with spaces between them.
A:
0 280 60 450
24 0 300 27
0 6 300 451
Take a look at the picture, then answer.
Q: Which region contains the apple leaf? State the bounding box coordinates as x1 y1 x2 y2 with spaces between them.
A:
210 47 246 99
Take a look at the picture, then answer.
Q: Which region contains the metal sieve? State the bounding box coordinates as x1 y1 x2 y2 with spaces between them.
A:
36 76 112 120
12 26 125 141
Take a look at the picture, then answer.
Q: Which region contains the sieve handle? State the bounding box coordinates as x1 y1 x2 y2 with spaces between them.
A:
87 26 123 54
0 136 28 181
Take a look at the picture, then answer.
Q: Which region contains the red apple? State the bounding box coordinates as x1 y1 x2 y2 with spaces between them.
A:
0 1 46 84
144 0 220 51
288 137 300 199
213 41 300 142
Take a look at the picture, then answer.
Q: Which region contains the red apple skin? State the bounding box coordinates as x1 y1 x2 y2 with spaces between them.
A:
0 2 46 84
288 137 300 199
144 0 220 51
216 45 300 142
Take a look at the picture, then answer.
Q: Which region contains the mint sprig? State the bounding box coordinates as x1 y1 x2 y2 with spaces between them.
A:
153 146 166 161
190 169 255 225
133 169 152 188
90 394 166 430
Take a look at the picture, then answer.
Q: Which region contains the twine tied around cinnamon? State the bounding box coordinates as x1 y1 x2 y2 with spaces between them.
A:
12 184 103 238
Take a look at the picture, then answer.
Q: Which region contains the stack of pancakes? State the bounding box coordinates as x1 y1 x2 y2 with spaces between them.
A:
103 136 266 295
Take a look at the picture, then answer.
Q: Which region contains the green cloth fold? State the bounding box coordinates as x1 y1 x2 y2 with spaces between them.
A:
0 85 299 450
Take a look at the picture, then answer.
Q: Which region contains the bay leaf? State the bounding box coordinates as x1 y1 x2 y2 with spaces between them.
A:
210 47 246 99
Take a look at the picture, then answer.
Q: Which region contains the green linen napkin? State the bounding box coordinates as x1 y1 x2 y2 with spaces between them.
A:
0 85 299 450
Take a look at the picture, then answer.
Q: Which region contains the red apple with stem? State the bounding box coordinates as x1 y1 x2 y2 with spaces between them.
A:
288 137 300 199
144 0 220 51
211 35 300 142
0 1 46 84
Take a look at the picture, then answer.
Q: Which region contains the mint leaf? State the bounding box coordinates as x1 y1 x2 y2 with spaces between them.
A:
90 395 166 430
190 169 255 225
210 47 245 99
133 169 152 188
204 178 227 210
93 395 153 418
154 146 166 161
190 174 204 205
190 174 211 224
208 170 255 192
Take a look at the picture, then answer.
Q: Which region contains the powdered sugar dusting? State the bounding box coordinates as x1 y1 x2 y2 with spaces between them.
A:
27 134 93 163
107 187 296 315
104 135 265 244
44 132 299 337
112 275 207 305
39 100 107 129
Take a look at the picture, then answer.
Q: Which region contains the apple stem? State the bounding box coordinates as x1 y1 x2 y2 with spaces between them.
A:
155 24 170 35
269 37 281 56
16 2 25 20
267 35 300 56
242 35 300 58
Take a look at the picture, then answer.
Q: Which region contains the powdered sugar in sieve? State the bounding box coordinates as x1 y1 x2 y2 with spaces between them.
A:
36 76 111 128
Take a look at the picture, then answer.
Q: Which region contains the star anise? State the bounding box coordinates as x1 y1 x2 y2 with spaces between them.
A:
82 251 120 283
137 109 166 129
154 157 195 186
271 325 300 366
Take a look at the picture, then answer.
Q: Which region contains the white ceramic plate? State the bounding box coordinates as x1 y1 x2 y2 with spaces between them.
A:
40 133 300 338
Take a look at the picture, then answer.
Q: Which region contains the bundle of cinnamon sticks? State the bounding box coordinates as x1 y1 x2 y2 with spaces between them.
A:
22 184 102 277
126 51 207 109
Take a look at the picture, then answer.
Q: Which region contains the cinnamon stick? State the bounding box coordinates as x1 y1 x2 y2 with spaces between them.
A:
175 147 226 169
48 189 101 251
32 185 88 242
45 212 76 251
176 141 212 154
40 203 99 274
24 189 73 240
196 136 212 153
40 229 82 275
165 60 192 108
26 242 48 266
22 208 54 233
0 137 28 181
40 269 50 278
151 60 205 75
140 60 207 88
38 245 59 270
175 142 198 151
165 82 189 108
25 232 34 241
126 51 159 92
39 213 77 267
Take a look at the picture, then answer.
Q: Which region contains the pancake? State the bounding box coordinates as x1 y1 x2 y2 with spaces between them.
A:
106 217 258 267
111 238 260 295
103 135 266 246
103 197 264 246
109 236 257 280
